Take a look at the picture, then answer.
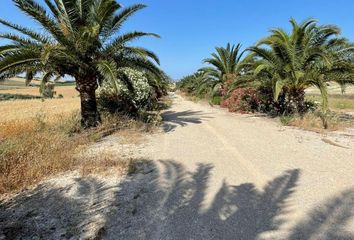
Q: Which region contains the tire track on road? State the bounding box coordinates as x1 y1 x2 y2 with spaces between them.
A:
202 122 269 187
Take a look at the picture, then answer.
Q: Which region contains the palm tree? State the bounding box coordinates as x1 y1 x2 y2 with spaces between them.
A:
248 18 354 114
0 0 162 128
177 71 206 95
200 43 245 95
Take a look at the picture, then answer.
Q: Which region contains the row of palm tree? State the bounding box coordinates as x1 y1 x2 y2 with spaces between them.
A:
0 0 166 128
178 18 354 118
177 43 245 99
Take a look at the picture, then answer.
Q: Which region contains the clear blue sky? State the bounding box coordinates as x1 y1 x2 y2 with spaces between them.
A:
1 0 354 80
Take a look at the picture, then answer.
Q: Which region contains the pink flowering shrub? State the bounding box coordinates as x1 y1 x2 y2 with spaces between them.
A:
220 87 260 113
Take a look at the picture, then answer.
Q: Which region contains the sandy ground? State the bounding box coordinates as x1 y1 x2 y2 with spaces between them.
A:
1 93 354 239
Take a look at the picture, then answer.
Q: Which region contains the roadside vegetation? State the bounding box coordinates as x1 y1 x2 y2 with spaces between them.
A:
0 110 145 193
0 82 170 194
0 0 171 194
0 0 168 128
177 18 354 130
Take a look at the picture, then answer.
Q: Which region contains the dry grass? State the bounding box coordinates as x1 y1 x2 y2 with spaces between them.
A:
0 82 165 194
306 83 354 95
283 84 354 131
306 84 354 113
55 86 78 98
0 79 81 123
306 94 354 112
0 77 77 101
0 77 39 89
0 97 80 122
116 129 145 145
287 112 353 132
0 112 85 193
0 109 147 194
0 85 78 98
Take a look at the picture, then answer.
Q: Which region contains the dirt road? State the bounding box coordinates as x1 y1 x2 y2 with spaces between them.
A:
127 93 354 240
1 93 354 239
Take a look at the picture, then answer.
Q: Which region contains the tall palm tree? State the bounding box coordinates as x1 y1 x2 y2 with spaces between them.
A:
200 43 245 95
248 18 354 113
0 0 162 128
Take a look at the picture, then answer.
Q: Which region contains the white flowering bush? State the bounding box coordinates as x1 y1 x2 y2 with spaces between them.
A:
98 68 153 114
122 68 152 105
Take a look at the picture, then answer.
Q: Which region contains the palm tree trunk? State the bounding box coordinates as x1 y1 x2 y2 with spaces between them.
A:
76 77 101 128
289 88 305 114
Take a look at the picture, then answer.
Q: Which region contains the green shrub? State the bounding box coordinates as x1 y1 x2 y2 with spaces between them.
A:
210 95 222 105
279 114 294 126
252 87 319 117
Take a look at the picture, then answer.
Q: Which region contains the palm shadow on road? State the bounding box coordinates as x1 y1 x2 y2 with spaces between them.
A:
1 160 353 239
103 161 301 239
288 187 354 240
105 162 354 239
161 110 213 132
